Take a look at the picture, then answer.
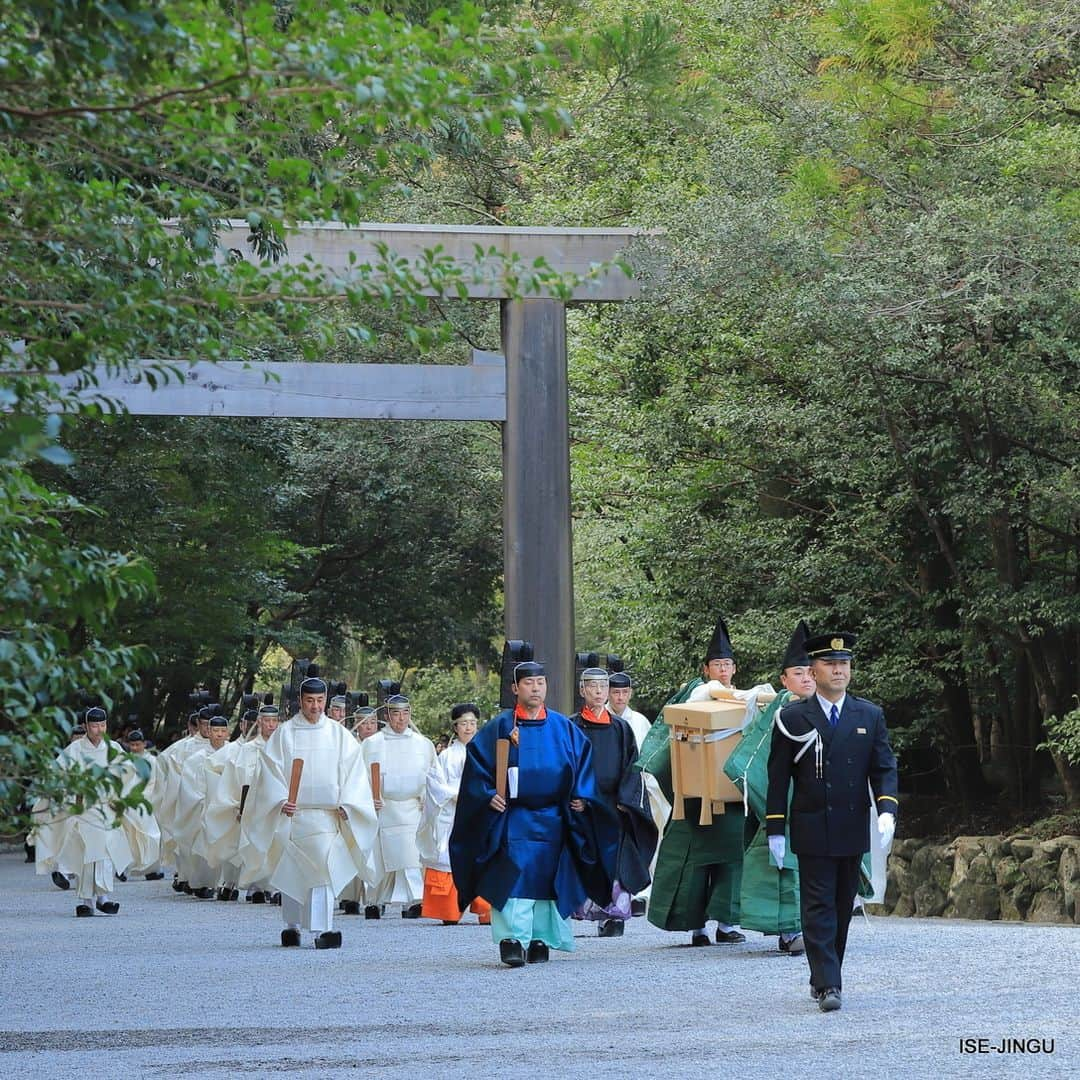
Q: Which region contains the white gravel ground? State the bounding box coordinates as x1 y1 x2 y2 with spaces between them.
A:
0 852 1075 1079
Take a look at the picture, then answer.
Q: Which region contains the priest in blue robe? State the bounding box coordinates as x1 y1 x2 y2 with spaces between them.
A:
450 660 612 968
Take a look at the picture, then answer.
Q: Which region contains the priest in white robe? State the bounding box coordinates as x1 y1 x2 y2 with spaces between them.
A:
238 675 378 949
418 703 491 924
174 714 230 897
361 694 436 918
119 729 163 880
34 708 134 916
154 711 205 884
200 703 280 901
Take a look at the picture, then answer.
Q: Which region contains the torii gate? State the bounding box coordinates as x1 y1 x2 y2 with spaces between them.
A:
55 223 645 712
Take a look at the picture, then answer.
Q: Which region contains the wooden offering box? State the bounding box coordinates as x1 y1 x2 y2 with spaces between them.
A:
663 699 747 826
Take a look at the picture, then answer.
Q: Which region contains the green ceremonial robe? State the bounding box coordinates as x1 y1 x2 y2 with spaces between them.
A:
637 677 744 931
723 690 801 935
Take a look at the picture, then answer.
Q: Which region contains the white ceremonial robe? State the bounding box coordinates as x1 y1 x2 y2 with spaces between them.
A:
199 736 266 886
174 741 217 888
34 737 134 900
154 735 205 868
120 751 162 874
362 727 436 903
417 740 468 874
238 713 378 932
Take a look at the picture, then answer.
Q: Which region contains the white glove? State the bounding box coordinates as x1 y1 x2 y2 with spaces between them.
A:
878 811 895 848
768 835 786 869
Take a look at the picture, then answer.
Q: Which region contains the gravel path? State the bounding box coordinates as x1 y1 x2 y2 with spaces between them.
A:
0 852 1075 1079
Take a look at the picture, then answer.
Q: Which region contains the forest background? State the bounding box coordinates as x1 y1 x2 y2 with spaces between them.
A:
2 1 1077 836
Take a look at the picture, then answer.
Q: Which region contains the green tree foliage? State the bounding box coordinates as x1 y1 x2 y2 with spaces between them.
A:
560 0 1080 811
0 0 573 827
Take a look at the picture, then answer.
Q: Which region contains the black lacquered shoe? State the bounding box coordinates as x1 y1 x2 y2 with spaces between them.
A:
630 898 647 917
526 940 549 964
249 891 267 904
714 928 746 944
76 903 94 917
341 900 361 915
499 939 525 968
364 905 381 919
144 872 165 881
193 887 215 899
115 872 127 883
51 871 71 891
314 931 342 950
96 898 120 915
401 902 422 919
280 928 301 947
690 932 711 946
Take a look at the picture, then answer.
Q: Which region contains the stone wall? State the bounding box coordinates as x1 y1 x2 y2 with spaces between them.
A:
871 835 1080 924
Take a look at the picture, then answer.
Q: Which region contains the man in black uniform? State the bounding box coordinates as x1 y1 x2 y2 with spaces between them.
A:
765 632 898 1012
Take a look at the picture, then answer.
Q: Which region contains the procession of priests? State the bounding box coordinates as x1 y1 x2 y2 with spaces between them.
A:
30 618 897 1010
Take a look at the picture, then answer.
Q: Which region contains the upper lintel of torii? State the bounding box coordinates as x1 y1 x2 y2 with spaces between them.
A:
202 221 656 303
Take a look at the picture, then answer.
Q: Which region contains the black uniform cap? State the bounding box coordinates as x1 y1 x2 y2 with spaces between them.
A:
299 677 328 696
805 631 856 661
85 707 107 724
127 729 145 741
209 715 229 728
386 694 410 708
608 671 632 689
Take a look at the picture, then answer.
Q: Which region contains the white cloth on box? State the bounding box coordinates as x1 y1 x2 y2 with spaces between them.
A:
238 713 378 901
33 736 134 896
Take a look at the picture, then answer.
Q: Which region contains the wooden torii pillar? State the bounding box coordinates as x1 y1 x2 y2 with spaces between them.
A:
54 224 645 712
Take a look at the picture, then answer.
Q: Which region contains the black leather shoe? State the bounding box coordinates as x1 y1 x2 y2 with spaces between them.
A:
314 931 342 950
819 988 842 1012
526 940 549 964
193 887 214 899
144 872 165 881
779 933 805 954
270 893 282 905
280 928 301 947
499 939 525 968
115 872 127 883
341 900 361 915
715 928 747 944
364 905 381 919
598 918 625 938
75 903 94 917
216 887 232 901
249 891 267 904
690 932 711 946
401 902 422 919
630 898 647 917
96 898 119 915
171 877 185 893
51 871 71 891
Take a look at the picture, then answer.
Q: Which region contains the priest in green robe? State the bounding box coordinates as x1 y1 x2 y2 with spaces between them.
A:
723 620 815 953
638 616 748 946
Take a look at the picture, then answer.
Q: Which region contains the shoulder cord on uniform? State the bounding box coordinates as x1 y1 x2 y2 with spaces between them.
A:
772 710 824 779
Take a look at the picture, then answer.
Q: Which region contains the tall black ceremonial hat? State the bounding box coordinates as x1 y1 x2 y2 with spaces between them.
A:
299 663 327 696
805 631 856 661
704 615 735 662
781 620 811 671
